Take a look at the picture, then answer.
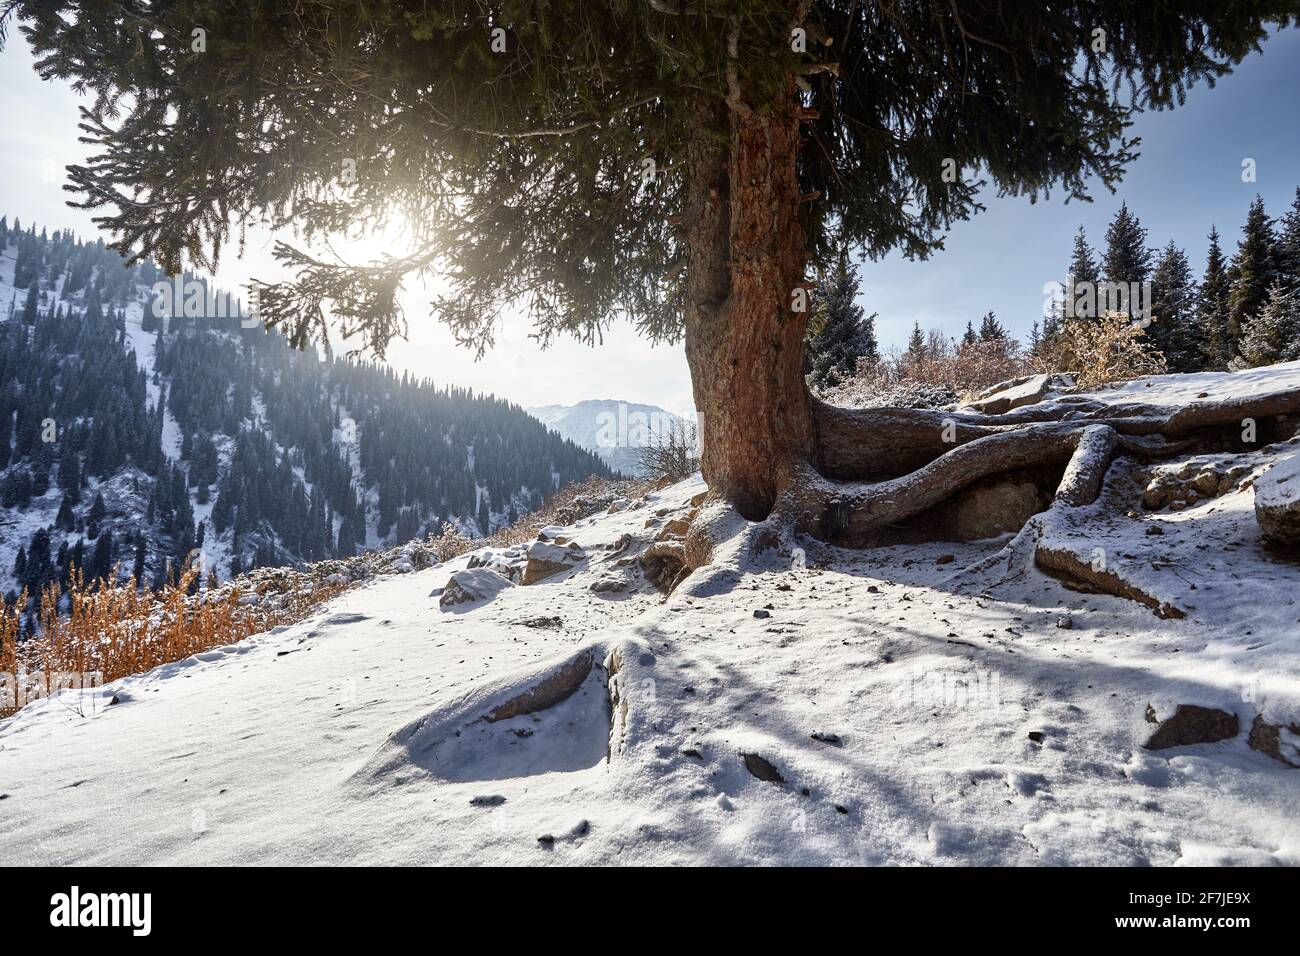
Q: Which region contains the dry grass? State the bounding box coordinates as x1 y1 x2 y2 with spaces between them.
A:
0 563 345 718
1031 313 1168 389
1 474 660 719
430 474 658 561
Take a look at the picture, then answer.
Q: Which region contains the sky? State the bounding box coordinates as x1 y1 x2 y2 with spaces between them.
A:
3 25 1299 416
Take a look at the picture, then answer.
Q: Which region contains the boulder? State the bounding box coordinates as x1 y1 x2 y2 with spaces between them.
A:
964 373 1070 415
1143 704 1238 750
1247 714 1300 767
949 481 1045 541
1254 449 1300 544
522 540 586 585
439 568 515 609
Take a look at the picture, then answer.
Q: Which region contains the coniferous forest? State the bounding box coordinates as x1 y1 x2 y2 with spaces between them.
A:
0 217 611 605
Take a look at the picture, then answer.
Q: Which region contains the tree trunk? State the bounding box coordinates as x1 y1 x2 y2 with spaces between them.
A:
682 92 814 521
671 76 1300 610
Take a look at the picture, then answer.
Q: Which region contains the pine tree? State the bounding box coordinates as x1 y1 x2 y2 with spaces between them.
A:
87 492 106 539
1102 203 1152 317
806 259 877 389
978 312 1007 342
55 493 75 531
905 322 926 360
132 533 147 585
1068 225 1101 287
1276 187 1300 292
1148 241 1202 372
1065 225 1101 319
1199 226 1233 369
961 321 977 346
21 283 38 325
1233 282 1300 369
1227 195 1279 347
93 529 115 582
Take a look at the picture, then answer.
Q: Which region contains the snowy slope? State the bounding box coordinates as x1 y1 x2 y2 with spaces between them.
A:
3 373 1300 865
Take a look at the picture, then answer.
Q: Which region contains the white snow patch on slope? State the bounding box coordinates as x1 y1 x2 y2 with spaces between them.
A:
4 369 1300 865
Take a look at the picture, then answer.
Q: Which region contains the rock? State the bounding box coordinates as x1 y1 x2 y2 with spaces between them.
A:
949 481 1045 540
657 518 691 540
589 577 626 593
606 498 630 514
1141 484 1172 510
517 615 563 629
1055 616 1072 629
936 553 955 565
810 731 841 745
522 540 586 585
1143 704 1239 750
439 568 515 608
1247 714 1300 767
689 491 708 507
1254 450 1300 544
753 609 771 619
1191 472 1220 496
964 373 1055 415
741 753 786 784
1027 731 1045 743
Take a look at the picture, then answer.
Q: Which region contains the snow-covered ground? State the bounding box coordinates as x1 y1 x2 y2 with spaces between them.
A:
3 373 1300 865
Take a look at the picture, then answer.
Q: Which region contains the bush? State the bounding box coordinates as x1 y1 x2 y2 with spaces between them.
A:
1032 313 1167 389
634 419 700 482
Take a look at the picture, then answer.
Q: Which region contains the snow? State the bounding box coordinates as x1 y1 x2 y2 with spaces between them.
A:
1256 447 1300 508
3 371 1300 865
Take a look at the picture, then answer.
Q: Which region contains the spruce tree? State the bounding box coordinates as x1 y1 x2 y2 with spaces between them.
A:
1234 282 1300 368
1101 203 1152 317
807 259 877 389
1199 226 1233 369
1149 241 1202 372
11 0 1295 527
1276 187 1300 292
1068 226 1101 287
1227 195 1279 347
978 312 1007 342
905 322 926 360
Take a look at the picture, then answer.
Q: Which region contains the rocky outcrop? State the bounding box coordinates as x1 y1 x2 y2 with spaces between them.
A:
1253 449 1300 544
964 373 1074 415
438 568 515 608
522 540 587 585
1138 459 1253 512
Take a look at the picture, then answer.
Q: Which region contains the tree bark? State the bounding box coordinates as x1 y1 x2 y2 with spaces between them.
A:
682 90 813 521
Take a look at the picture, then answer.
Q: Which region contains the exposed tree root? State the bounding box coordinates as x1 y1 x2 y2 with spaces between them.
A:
1034 543 1186 620
670 387 1300 609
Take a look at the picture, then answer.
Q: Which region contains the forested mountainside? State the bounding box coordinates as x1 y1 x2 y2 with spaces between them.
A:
0 218 611 602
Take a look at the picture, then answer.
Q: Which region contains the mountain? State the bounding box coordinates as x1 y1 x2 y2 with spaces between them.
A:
0 217 612 600
528 398 691 477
